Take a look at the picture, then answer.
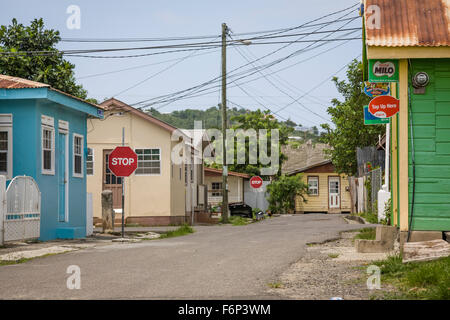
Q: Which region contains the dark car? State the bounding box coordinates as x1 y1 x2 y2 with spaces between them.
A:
228 202 253 218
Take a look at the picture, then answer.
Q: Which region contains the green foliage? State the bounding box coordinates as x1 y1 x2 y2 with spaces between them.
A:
381 198 392 225
353 211 378 224
353 227 376 240
320 60 385 175
266 174 308 214
374 255 450 300
159 224 194 238
0 18 88 99
219 215 250 226
148 106 248 129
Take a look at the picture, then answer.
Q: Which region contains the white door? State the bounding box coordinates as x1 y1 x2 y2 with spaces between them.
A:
329 177 340 209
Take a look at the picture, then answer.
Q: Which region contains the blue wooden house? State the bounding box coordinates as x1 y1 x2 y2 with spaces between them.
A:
0 75 103 240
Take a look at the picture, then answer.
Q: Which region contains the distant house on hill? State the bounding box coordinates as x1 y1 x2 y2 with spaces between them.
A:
282 141 351 214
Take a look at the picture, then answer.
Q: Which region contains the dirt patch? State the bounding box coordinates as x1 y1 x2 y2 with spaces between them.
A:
267 231 397 300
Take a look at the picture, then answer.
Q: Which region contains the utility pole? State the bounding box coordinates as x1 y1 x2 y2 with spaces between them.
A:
221 22 229 223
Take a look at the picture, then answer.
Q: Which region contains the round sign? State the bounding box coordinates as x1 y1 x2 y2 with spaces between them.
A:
108 146 138 177
368 95 400 119
250 176 263 189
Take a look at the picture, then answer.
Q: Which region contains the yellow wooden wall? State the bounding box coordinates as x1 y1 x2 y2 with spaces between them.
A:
295 173 351 213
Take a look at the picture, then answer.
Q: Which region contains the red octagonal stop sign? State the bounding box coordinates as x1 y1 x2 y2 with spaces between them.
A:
250 176 263 189
108 146 138 177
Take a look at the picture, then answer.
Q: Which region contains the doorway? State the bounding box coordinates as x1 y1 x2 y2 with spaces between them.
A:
102 150 123 209
328 176 340 210
58 132 68 222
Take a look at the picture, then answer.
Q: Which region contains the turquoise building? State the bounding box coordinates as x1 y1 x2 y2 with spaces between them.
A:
0 75 103 240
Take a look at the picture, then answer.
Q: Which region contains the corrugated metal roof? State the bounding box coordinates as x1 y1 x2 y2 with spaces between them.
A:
0 75 50 89
365 0 450 47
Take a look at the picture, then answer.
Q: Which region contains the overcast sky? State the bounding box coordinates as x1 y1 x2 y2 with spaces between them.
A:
1 0 362 129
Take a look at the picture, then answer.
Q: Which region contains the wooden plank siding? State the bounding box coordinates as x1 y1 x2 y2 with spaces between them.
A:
294 164 352 214
407 58 450 231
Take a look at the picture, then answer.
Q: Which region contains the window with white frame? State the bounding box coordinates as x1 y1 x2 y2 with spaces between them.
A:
135 149 160 175
211 182 222 197
0 114 12 179
86 147 94 175
73 134 84 177
308 176 319 196
41 115 55 175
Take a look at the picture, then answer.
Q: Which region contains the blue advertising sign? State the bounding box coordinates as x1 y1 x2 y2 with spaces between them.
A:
364 105 389 125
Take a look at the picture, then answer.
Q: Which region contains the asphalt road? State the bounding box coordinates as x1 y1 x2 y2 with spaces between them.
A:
0 214 369 299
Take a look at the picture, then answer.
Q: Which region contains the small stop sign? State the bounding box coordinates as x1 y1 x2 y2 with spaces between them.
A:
250 176 263 189
108 146 138 177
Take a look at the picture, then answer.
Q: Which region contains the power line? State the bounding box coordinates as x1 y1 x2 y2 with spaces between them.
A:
59 4 360 43
0 33 360 57
130 17 360 107
139 33 358 109
273 54 362 115
78 49 219 79
112 37 221 97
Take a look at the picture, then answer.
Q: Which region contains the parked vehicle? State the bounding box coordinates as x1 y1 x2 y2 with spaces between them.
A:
229 203 253 218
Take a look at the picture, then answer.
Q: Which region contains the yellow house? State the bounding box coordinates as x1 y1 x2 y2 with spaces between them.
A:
288 160 352 214
87 98 191 225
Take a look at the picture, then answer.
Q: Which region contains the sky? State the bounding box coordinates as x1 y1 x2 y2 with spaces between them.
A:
1 0 362 129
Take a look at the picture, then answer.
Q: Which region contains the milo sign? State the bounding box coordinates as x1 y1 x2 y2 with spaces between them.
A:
368 59 399 83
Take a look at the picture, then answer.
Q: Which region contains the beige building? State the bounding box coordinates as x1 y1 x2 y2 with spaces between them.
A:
204 167 249 206
87 98 195 225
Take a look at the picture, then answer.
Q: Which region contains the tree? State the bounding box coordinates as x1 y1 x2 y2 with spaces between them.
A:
227 109 293 177
266 174 308 214
320 60 385 176
0 18 88 99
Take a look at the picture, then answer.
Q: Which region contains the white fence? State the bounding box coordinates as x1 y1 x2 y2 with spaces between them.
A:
0 176 41 245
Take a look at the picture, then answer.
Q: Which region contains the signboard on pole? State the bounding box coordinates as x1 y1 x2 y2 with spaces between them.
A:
368 59 399 83
368 95 400 119
363 82 390 98
108 146 138 177
364 105 389 125
250 176 263 189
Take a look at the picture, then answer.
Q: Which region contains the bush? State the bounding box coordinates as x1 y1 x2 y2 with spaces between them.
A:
266 174 308 214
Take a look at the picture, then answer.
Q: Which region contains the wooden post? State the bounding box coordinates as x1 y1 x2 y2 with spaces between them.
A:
101 190 114 233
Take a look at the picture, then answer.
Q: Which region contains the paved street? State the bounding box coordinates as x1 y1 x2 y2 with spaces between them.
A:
0 215 369 299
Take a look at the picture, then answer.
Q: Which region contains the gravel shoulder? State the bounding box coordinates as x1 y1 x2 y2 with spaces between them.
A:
267 230 397 300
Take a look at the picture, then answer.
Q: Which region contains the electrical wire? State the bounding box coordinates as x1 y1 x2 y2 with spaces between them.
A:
60 4 360 43
131 23 360 108
78 49 219 79
112 36 221 97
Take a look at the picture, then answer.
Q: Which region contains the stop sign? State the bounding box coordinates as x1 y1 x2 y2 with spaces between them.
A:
108 146 138 177
250 176 263 189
